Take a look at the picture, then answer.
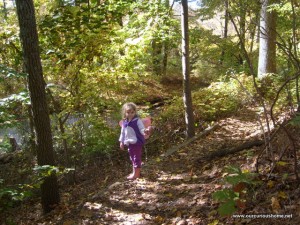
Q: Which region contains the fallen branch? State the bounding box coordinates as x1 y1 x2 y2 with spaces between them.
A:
205 139 265 160
163 123 220 157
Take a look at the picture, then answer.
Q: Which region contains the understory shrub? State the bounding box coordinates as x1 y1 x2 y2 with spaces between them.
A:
158 74 253 129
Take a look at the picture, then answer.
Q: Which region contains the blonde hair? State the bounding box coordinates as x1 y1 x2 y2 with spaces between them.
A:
121 102 137 119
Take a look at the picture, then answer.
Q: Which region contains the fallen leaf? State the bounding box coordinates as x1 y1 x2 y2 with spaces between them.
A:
208 220 219 225
154 215 164 223
278 191 288 199
271 197 281 213
165 192 173 197
267 180 275 189
142 213 152 220
277 161 288 166
176 210 182 217
79 208 94 218
63 220 76 225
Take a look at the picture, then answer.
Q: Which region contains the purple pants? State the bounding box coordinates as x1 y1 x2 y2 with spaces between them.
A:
128 144 142 168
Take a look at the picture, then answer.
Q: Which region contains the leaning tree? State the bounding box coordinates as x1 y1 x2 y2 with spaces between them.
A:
15 0 60 213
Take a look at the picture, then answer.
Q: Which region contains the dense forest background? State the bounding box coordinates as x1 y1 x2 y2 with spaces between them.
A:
0 0 300 224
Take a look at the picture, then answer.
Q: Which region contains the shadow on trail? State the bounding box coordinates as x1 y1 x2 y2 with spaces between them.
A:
88 168 216 224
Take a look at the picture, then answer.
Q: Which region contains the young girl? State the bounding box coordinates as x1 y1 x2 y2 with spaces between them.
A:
119 102 148 180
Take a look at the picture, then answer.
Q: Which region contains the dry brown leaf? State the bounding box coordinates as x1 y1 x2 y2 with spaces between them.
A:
271 197 281 213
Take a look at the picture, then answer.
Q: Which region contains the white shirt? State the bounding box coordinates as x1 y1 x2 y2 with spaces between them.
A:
119 118 145 145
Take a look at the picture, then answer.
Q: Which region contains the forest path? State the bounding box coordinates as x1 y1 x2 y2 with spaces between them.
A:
69 107 269 225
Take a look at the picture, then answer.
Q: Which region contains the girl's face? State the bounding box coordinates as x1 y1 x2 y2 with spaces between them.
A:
125 108 136 120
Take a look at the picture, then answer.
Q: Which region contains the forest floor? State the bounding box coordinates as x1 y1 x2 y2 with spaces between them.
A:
1 106 300 225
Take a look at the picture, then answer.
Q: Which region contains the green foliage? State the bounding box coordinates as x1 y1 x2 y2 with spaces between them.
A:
213 190 238 216
54 111 119 159
189 25 254 84
32 165 74 190
82 115 119 157
0 164 73 212
0 91 30 129
289 113 300 127
159 74 251 131
0 64 27 80
255 72 299 113
0 65 28 138
0 136 12 153
212 165 259 216
0 179 32 212
223 165 258 185
193 79 243 121
33 165 60 178
0 64 26 99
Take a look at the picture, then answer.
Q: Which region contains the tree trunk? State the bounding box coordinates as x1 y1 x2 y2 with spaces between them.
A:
15 0 60 213
152 40 162 76
162 0 170 76
2 0 7 20
9 137 19 152
238 1 246 65
28 104 37 155
220 0 229 63
257 0 277 78
162 42 168 76
290 0 300 111
181 0 195 138
239 0 246 55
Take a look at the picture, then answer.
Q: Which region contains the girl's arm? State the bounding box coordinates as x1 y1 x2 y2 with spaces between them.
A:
137 119 145 135
119 125 125 149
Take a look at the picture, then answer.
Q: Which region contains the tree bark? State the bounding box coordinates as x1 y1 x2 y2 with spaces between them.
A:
257 0 277 78
2 0 7 20
181 0 195 138
152 40 162 76
220 0 229 63
162 0 170 76
9 137 19 152
15 0 60 213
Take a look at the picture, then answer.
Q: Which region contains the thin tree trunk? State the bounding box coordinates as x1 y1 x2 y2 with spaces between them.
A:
15 0 60 213
162 0 170 76
181 0 195 138
249 13 259 55
291 0 300 111
220 0 229 63
257 0 277 78
2 0 7 19
239 0 246 56
152 40 162 76
162 43 168 76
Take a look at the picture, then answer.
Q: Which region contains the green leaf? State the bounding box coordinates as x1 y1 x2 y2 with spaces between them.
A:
217 200 237 216
225 165 242 174
212 189 237 202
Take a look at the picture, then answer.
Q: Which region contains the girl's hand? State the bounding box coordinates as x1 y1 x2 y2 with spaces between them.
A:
120 142 125 150
144 126 153 135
